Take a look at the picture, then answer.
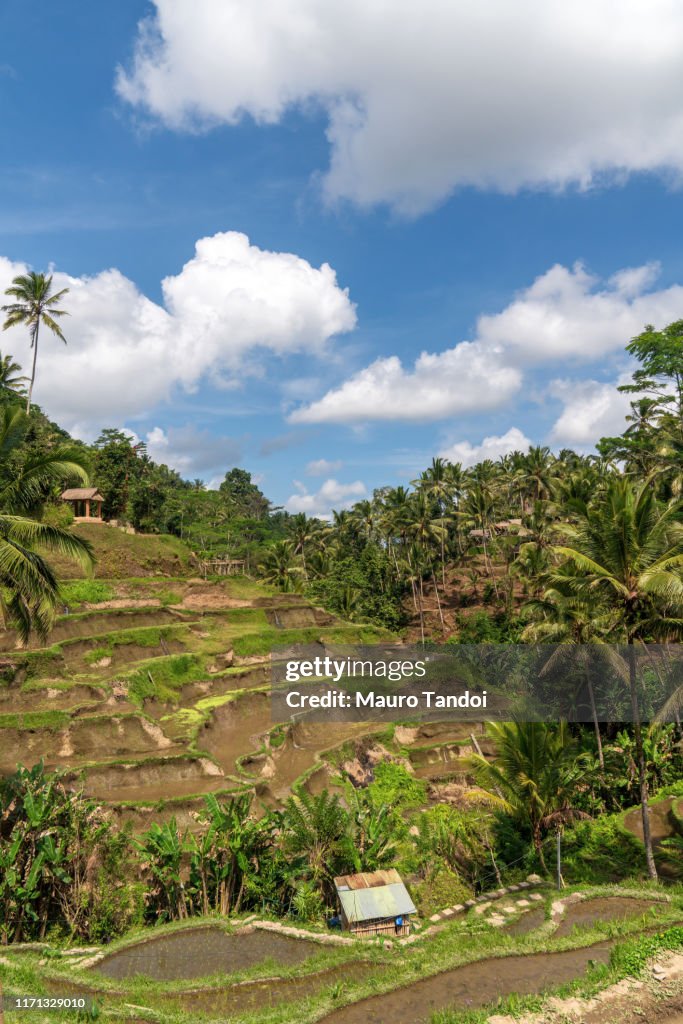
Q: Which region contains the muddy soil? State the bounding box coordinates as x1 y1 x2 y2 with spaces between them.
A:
198 692 274 774
0 715 179 773
304 764 336 796
264 720 379 800
0 682 105 713
321 941 614 1024
0 609 187 653
624 798 676 844
411 722 485 744
0 728 65 773
95 925 320 981
180 586 254 611
62 715 178 761
554 897 663 938
80 756 226 803
410 746 472 781
265 606 335 629
62 637 185 673
505 907 547 935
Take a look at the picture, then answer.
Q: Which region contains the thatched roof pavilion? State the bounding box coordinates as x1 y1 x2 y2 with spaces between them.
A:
61 487 104 522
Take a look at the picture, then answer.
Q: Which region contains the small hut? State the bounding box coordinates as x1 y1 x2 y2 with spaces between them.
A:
61 487 105 523
334 870 416 937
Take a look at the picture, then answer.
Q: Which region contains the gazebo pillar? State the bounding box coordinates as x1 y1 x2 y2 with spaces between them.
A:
85 498 91 519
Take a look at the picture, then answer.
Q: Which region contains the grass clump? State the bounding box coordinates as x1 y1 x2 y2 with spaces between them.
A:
0 710 69 730
555 812 647 883
609 923 683 975
124 653 203 703
59 580 115 607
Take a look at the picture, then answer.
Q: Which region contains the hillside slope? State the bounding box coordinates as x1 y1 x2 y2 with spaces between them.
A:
49 523 200 579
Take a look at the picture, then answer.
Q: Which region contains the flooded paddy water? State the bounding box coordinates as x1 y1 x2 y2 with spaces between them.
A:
161 961 379 1018
95 925 321 981
554 897 663 938
320 941 614 1024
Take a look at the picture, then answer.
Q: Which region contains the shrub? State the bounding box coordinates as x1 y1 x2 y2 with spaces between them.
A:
42 501 74 528
410 868 472 917
292 880 325 923
59 580 115 608
368 762 427 810
552 814 646 884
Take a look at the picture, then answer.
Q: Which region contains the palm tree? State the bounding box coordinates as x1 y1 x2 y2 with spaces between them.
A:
414 457 453 586
288 512 318 580
516 446 556 509
461 474 498 596
258 540 303 592
349 499 377 542
0 406 92 641
0 352 28 401
407 492 447 632
337 583 363 621
472 721 589 872
522 580 624 769
553 477 683 879
445 460 465 554
2 273 69 414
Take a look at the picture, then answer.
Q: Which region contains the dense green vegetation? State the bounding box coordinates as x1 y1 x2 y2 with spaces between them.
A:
0 763 407 941
1 721 681 945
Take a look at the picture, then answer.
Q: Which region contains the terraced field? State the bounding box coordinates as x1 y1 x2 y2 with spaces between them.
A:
2 548 682 1024
0 555 498 828
4 886 681 1024
0 573 430 820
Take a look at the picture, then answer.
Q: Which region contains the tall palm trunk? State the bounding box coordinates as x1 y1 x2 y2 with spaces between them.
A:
533 821 547 873
586 673 604 771
431 565 445 633
481 532 499 599
26 321 39 414
628 640 657 879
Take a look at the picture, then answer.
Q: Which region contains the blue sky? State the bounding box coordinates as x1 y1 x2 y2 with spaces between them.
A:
2 2 683 516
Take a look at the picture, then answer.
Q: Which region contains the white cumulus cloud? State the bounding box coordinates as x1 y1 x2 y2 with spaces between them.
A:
118 1 683 213
475 261 683 363
0 233 355 436
439 427 532 468
289 260 683 425
548 378 633 446
285 478 366 519
288 345 521 424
